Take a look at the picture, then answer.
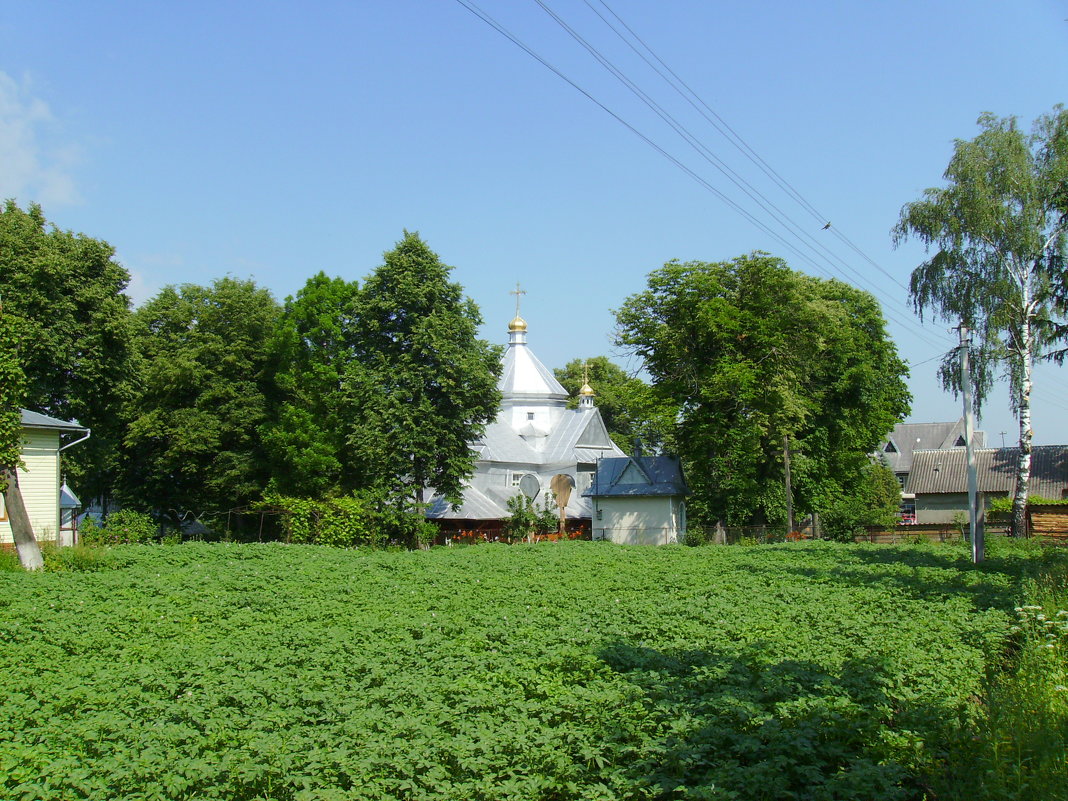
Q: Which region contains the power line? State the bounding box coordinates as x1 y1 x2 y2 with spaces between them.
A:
456 0 953 352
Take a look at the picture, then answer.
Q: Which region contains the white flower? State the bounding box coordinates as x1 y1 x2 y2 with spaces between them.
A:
1055 685 1068 692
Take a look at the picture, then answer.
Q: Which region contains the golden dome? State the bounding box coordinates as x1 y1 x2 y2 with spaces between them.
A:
508 315 528 332
579 382 595 396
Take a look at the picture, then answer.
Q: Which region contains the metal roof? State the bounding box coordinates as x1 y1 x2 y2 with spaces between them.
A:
499 335 567 401
59 482 81 509
907 445 1068 498
878 419 985 474
19 409 88 432
584 455 689 498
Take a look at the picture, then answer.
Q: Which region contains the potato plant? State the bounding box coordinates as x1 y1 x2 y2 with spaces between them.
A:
0 541 1022 800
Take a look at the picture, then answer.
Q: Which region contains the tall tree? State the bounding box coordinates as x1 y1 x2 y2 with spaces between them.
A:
343 232 501 529
553 356 663 450
0 201 137 510
0 298 42 569
615 253 910 527
121 278 279 525
262 272 363 497
893 108 1068 536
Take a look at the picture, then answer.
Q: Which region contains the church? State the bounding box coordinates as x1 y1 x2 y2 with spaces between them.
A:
425 307 627 536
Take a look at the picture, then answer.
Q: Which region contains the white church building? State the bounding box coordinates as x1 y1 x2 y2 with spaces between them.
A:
425 311 626 536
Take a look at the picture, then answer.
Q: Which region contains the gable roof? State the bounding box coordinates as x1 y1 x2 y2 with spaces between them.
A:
907 445 1068 498
584 455 689 498
20 409 88 432
879 419 985 473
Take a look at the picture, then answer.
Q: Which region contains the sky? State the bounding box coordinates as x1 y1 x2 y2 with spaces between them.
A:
2 0 1067 446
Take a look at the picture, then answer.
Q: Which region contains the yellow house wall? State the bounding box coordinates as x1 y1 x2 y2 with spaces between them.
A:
0 428 61 545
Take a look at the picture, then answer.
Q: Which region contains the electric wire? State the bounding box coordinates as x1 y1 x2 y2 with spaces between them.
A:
528 0 954 348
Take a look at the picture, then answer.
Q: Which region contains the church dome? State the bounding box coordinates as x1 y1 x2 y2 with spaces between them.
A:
579 382 594 396
508 315 528 332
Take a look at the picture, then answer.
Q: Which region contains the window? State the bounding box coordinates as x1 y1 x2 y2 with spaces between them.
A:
954 435 966 446
526 412 535 421
883 441 898 453
0 492 5 521
511 473 522 487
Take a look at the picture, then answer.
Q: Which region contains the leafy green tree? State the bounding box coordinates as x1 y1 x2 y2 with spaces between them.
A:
501 493 558 542
820 460 902 542
342 232 501 537
121 278 279 525
553 356 665 449
893 107 1068 536
0 201 137 509
262 272 362 497
0 298 42 569
615 253 910 527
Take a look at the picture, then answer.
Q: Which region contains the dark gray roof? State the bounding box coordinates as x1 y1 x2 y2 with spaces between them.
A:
20 409 87 432
584 455 689 498
879 419 985 474
907 445 1068 498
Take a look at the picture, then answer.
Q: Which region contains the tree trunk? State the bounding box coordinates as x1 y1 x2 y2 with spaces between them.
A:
2 467 43 570
1011 326 1035 538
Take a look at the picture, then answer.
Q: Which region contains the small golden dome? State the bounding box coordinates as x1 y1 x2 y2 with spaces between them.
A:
579 382 595 396
508 315 528 332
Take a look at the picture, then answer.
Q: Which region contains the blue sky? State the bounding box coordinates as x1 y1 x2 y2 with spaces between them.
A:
2 0 1067 446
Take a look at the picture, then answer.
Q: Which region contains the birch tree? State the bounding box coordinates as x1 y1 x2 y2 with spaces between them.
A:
893 107 1068 536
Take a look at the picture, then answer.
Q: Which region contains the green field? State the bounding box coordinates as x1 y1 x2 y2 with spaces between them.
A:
0 541 1054 800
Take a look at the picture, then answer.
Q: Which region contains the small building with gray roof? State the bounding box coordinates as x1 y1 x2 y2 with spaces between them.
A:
906 445 1068 524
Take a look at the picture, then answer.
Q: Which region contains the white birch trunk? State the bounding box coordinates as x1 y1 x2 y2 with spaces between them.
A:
2 467 43 571
1011 279 1035 538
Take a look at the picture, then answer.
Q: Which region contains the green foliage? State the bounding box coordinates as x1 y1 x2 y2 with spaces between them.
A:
615 253 910 527
0 548 20 571
80 509 157 545
343 232 502 509
262 272 363 498
553 356 664 448
40 542 120 572
121 278 280 519
263 491 434 548
501 493 559 541
821 460 903 542
0 295 25 485
0 200 137 507
989 494 1068 513
0 541 1041 800
927 559 1068 801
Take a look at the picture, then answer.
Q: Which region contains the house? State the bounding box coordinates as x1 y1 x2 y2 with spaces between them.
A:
585 454 689 545
425 311 626 534
906 445 1068 524
878 419 986 522
1 410 90 546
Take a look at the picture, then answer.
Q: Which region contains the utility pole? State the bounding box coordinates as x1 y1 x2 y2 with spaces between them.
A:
959 325 983 563
783 435 793 537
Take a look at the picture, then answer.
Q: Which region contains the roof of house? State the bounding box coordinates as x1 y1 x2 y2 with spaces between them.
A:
583 455 689 498
19 409 88 432
907 445 1068 498
879 419 986 474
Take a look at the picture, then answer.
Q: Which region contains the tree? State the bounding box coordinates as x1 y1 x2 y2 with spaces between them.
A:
0 298 42 570
820 459 902 542
121 278 280 526
0 201 137 511
342 232 501 538
615 253 910 527
262 272 363 497
553 356 665 449
893 108 1068 536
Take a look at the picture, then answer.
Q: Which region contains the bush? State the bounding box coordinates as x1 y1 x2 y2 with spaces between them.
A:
41 543 119 572
81 510 157 545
